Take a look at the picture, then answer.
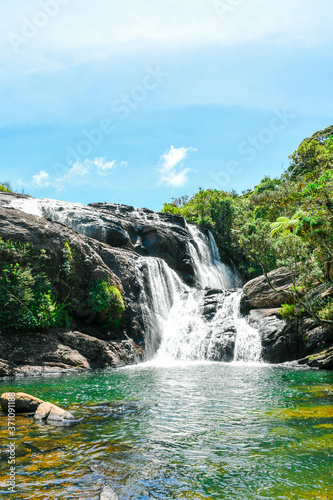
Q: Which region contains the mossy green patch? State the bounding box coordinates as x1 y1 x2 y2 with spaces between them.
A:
269 405 333 420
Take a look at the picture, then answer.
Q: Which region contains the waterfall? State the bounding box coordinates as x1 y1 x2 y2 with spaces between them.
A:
8 197 109 240
4 195 262 364
9 197 43 217
135 257 186 360
231 292 262 363
140 225 262 364
188 225 236 289
208 230 243 289
154 289 234 363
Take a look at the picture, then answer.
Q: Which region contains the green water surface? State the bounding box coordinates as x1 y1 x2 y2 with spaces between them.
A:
0 362 332 499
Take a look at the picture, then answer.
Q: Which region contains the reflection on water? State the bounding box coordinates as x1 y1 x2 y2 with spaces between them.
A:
0 363 332 499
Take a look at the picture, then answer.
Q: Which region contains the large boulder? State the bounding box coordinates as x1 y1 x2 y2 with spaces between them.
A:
301 319 333 355
243 267 293 309
247 310 304 363
0 392 44 413
304 282 333 304
0 329 140 377
34 401 75 423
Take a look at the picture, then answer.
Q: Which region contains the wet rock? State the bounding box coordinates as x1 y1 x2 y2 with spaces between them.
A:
243 267 293 308
200 289 237 361
298 346 333 369
0 359 15 377
35 401 75 423
247 310 304 363
0 328 141 378
301 322 333 356
100 484 119 500
0 392 44 413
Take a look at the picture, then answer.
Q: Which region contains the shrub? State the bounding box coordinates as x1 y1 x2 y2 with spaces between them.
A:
279 302 295 319
318 300 333 321
0 182 13 193
62 241 74 277
0 262 71 331
87 280 125 328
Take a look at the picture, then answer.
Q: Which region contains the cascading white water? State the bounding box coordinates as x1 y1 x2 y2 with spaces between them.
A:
154 289 232 362
8 197 109 239
135 257 186 360
4 195 262 364
232 293 262 363
188 225 236 289
9 197 43 217
208 230 243 289
141 226 262 364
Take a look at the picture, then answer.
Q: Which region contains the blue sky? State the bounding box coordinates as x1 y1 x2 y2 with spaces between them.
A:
0 0 333 211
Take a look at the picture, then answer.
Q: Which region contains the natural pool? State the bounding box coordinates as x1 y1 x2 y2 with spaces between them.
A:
0 362 332 499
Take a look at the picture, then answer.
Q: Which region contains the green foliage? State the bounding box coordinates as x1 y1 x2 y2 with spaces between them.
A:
0 182 13 192
87 280 125 328
279 303 295 319
62 241 74 277
232 210 276 274
253 176 281 195
162 124 333 310
318 300 333 321
0 261 70 332
270 211 305 237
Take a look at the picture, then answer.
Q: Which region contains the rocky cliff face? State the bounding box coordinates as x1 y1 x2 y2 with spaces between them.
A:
0 192 239 376
242 267 333 369
0 201 144 375
1 193 198 285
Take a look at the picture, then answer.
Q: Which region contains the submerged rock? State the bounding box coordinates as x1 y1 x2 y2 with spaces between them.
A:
0 392 44 413
100 484 119 500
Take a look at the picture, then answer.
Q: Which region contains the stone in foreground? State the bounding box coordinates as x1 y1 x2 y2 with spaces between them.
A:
35 401 75 423
100 484 119 500
0 392 44 413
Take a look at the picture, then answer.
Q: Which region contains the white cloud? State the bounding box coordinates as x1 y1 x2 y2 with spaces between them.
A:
20 158 126 191
0 0 333 70
1 0 331 60
54 157 126 189
91 157 127 176
0 0 332 129
158 145 196 187
68 160 91 177
160 146 192 172
31 170 50 187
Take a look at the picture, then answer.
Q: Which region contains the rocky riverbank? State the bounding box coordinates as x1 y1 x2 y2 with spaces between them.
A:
242 267 333 369
0 328 140 378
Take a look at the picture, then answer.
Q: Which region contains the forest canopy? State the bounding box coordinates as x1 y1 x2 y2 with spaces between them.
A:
162 125 333 323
